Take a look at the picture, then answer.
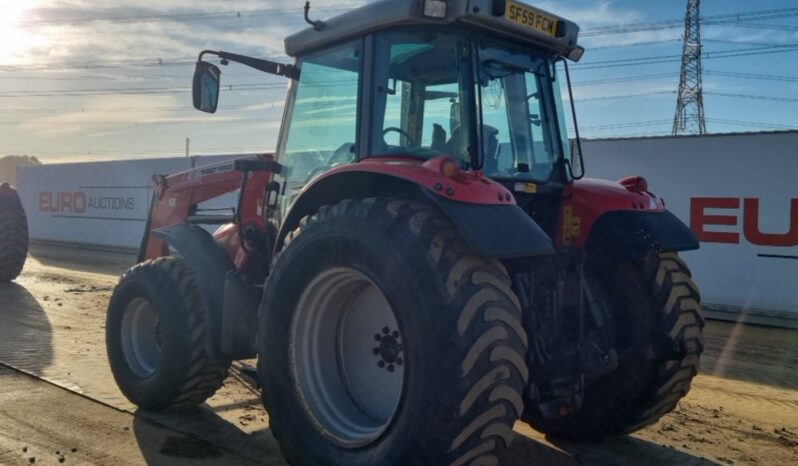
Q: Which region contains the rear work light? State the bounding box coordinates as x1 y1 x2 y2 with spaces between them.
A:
423 0 447 18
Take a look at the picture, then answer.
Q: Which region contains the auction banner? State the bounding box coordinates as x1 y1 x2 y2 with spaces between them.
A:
17 155 241 249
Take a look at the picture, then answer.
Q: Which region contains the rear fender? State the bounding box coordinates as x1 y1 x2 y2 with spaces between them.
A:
277 158 554 259
586 210 699 260
563 178 698 258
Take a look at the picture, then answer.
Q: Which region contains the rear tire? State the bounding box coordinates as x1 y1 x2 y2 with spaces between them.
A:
259 198 528 466
525 252 704 440
0 196 28 283
106 257 230 410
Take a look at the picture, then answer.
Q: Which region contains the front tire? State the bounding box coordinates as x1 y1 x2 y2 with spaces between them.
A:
0 195 28 283
526 252 704 440
106 257 230 410
259 199 529 466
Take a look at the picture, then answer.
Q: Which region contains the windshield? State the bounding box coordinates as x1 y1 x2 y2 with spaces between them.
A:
477 41 567 182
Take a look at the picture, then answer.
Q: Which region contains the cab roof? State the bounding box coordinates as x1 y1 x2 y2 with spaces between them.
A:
285 0 581 58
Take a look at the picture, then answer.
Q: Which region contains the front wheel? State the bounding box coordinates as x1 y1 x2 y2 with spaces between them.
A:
259 199 529 466
106 257 230 410
525 252 704 440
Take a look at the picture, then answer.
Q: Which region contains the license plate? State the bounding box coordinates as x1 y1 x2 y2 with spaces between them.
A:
504 0 559 37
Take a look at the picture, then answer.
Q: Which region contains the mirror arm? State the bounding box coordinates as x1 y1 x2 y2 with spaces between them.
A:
561 58 585 180
198 50 300 80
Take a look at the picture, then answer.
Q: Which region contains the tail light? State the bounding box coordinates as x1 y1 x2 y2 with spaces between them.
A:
619 176 649 193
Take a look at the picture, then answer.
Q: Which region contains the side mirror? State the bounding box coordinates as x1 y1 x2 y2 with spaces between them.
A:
193 61 221 113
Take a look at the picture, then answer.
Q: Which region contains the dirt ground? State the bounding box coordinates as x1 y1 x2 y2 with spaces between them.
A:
0 243 796 466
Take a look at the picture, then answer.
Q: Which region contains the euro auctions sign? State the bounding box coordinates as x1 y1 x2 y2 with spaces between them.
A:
692 197 798 247
38 191 136 214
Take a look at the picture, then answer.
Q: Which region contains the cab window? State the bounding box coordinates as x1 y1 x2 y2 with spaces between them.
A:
281 40 362 188
371 31 473 165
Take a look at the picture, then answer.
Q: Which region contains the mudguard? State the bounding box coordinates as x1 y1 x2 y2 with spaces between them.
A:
276 159 554 259
151 224 235 359
587 210 699 259
424 192 554 259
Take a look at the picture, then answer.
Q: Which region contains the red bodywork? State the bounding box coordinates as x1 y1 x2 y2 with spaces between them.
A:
143 155 273 270
558 177 666 248
318 156 515 205
140 148 666 265
140 155 515 266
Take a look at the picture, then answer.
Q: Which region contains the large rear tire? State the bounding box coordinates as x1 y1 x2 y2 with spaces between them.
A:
525 252 704 440
0 192 28 283
259 198 529 466
106 257 230 410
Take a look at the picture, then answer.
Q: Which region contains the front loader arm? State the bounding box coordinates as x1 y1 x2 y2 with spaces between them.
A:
138 155 277 262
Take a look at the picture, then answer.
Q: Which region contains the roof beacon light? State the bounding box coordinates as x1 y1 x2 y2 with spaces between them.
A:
423 0 447 19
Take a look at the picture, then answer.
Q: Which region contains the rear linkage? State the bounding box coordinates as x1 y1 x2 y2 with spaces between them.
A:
510 249 687 421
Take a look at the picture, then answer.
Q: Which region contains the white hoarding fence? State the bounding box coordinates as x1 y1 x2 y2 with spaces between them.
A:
17 155 241 250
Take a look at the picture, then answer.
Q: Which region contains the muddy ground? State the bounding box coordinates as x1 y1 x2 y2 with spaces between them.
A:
0 243 796 466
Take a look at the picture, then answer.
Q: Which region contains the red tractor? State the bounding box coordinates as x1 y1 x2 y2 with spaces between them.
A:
0 183 28 283
106 1 703 465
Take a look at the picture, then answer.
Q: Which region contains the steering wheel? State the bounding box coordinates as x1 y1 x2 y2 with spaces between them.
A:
328 142 355 166
302 143 355 184
383 127 418 147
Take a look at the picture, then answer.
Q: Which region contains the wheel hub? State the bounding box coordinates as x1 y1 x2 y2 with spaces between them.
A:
374 327 403 371
120 297 162 378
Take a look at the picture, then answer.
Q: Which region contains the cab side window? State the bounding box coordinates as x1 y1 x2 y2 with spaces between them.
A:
281 40 362 188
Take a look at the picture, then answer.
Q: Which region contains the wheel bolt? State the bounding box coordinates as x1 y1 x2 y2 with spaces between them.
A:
396 357 403 366
378 361 385 368
387 365 395 372
392 330 399 338
374 334 382 341
373 348 380 355
382 327 390 334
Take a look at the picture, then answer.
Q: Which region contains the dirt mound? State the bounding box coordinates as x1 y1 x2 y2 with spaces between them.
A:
0 155 41 186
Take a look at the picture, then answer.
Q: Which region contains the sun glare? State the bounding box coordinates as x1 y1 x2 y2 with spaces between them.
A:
0 1 37 63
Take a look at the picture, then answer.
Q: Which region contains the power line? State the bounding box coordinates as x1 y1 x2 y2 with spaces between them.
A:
16 4 363 27
573 72 679 86
706 91 798 103
574 44 798 70
587 39 682 51
576 91 676 103
581 6 798 36
708 118 796 130
0 82 287 98
704 70 798 82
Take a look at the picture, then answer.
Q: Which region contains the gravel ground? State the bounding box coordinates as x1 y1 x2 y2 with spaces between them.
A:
0 243 795 466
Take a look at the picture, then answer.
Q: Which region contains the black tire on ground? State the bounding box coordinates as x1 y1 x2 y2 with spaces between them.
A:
259 198 529 466
525 252 704 441
0 196 28 283
106 257 230 410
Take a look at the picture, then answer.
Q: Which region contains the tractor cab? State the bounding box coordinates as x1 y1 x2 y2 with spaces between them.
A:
276 0 584 193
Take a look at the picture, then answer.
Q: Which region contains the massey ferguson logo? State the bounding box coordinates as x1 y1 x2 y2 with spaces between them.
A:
39 191 135 214
691 197 798 247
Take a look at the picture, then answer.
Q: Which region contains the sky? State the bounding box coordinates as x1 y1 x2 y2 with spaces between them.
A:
1 0 797 162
